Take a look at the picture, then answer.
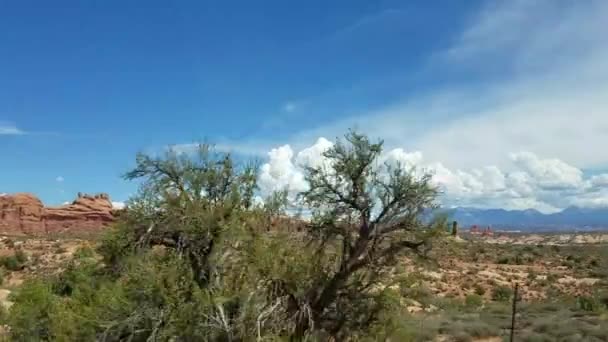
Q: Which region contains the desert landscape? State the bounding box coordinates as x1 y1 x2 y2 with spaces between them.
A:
0 208 606 341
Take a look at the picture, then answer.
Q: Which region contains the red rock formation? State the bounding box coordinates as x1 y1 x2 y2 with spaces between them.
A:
0 193 44 234
0 193 117 236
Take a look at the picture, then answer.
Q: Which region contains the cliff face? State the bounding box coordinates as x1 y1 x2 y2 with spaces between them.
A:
0 193 117 235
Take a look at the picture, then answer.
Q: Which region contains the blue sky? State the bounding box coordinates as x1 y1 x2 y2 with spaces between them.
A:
2 1 608 212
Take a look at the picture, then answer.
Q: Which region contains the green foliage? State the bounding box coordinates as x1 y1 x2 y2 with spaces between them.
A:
73 245 95 259
491 285 513 302
465 294 483 308
0 250 27 271
7 280 56 341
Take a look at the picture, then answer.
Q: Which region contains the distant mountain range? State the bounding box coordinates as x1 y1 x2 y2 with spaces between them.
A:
437 206 608 231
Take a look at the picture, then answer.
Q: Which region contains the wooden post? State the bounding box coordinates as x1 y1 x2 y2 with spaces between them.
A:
510 283 519 342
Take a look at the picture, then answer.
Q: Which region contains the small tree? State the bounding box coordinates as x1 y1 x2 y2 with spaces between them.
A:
288 130 442 338
102 144 258 287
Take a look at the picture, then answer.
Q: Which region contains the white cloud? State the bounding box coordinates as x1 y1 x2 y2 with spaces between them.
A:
294 137 333 169
258 138 335 203
257 138 608 213
258 145 308 199
112 201 126 210
55 176 64 183
509 152 583 190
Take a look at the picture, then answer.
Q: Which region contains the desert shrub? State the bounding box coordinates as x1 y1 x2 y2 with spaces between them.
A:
491 285 513 302
7 280 56 340
575 293 608 312
401 283 434 306
0 250 27 271
546 273 558 282
465 294 483 308
15 249 27 263
474 283 486 296
73 245 95 259
497 256 511 264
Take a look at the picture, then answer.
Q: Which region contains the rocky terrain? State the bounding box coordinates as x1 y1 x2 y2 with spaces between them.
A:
479 232 608 245
0 193 117 236
0 226 605 340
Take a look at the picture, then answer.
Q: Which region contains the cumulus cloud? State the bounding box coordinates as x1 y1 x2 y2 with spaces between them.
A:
509 152 583 190
258 145 307 198
258 138 334 201
257 138 608 213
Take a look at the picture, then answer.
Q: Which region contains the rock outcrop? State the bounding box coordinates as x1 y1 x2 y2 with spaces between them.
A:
0 193 117 236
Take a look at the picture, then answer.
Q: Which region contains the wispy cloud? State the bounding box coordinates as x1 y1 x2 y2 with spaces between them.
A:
0 122 25 135
329 9 406 40
0 121 61 137
282 101 298 113
55 176 64 183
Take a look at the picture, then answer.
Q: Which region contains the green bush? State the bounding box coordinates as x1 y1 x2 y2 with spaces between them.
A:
0 250 27 271
576 295 606 312
7 280 56 341
491 285 513 302
73 245 95 259
474 283 486 296
497 256 511 264
465 294 483 308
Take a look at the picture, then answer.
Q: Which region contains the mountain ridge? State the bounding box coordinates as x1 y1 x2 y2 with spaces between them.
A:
440 206 608 230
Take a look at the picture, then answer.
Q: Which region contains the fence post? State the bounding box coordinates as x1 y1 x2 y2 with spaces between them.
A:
510 283 519 342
